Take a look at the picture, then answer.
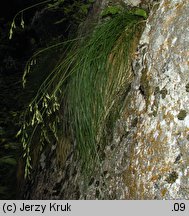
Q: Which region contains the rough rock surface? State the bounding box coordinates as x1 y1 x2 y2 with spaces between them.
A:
124 0 142 6
25 0 189 199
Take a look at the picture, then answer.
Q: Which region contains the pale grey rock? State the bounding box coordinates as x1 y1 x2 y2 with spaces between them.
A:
123 0 141 6
105 0 189 199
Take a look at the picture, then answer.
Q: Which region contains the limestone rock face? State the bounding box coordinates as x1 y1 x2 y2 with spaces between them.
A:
121 0 189 199
25 0 189 199
101 0 189 199
123 0 142 6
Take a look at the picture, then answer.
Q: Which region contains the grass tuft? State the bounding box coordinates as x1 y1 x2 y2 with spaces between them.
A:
19 10 146 177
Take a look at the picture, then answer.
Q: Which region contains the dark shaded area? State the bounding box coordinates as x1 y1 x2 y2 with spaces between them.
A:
0 0 42 21
0 0 93 199
0 0 41 199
